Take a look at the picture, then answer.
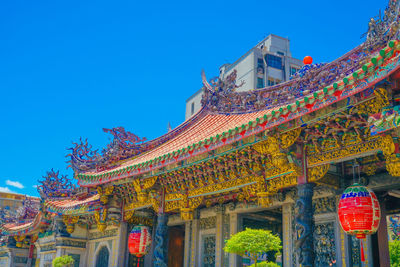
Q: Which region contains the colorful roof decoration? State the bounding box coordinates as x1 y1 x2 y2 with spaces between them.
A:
75 38 400 186
67 0 400 187
37 169 76 199
44 194 101 216
0 196 40 225
0 212 50 236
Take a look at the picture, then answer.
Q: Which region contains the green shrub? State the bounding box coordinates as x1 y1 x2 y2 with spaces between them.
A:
390 240 400 267
52 255 75 267
223 228 282 267
249 261 280 267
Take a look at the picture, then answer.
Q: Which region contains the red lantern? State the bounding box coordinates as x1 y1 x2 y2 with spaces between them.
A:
303 56 313 65
338 183 381 261
128 225 152 266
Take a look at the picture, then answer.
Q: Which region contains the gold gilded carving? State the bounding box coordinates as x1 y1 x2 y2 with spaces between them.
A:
280 128 302 149
257 192 272 207
381 135 395 156
356 88 389 115
308 164 330 183
253 137 279 155
199 216 217 229
62 215 79 234
188 175 256 198
363 163 378 176
142 176 157 190
123 210 134 221
137 192 148 203
253 137 290 171
94 209 108 232
180 208 194 221
165 199 182 212
97 185 114 205
14 235 25 248
386 154 400 176
308 136 382 166
129 216 153 227
266 172 298 192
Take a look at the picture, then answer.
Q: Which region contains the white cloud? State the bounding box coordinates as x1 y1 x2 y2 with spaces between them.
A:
0 186 16 193
32 185 38 189
6 180 24 189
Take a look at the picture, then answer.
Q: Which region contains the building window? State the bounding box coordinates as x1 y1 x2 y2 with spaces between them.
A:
290 66 299 76
265 54 283 70
267 78 281 86
277 51 284 56
268 79 275 86
257 58 264 75
257 78 264 89
191 102 195 115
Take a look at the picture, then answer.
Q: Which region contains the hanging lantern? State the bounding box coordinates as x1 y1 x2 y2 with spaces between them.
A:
128 225 152 260
338 183 381 261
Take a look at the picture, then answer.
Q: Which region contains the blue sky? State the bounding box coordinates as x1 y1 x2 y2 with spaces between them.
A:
0 0 387 196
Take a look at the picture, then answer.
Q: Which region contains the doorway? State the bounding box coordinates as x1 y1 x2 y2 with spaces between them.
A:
168 224 185 267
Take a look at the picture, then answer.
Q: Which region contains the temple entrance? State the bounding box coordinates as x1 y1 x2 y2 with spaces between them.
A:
371 191 400 266
239 208 282 266
95 246 109 267
167 224 185 267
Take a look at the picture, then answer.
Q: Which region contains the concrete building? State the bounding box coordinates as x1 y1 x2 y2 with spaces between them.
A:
0 192 38 211
185 34 303 120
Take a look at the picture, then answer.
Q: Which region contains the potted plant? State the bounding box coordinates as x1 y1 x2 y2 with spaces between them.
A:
223 228 282 267
52 255 75 267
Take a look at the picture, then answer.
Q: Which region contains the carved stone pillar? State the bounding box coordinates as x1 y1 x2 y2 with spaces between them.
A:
282 203 293 267
377 197 390 267
215 205 224 267
229 213 238 267
153 213 169 267
183 221 191 267
295 183 315 267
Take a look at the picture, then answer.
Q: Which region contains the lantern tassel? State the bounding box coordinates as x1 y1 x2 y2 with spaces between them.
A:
360 239 365 262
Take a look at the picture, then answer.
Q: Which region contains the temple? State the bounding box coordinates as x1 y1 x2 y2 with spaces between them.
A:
2 1 400 266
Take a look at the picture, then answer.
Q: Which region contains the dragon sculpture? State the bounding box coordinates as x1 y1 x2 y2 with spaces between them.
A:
199 0 400 115
37 169 76 199
295 184 315 267
67 127 147 173
153 213 168 267
0 196 39 225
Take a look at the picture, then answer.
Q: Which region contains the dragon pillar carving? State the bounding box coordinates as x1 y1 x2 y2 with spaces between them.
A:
295 183 315 267
153 213 168 267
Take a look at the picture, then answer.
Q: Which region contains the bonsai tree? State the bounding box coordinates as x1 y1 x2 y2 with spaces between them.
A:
249 262 280 267
390 240 400 267
52 255 75 267
223 228 282 267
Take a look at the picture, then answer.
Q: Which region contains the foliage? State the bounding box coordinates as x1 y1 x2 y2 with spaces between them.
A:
52 255 75 267
249 261 280 267
390 240 400 267
223 228 282 267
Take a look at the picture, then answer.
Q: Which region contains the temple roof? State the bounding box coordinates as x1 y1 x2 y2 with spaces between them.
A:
76 46 400 186
44 194 100 215
0 212 47 236
69 0 400 187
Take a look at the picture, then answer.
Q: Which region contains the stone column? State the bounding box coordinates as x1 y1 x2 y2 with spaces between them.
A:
229 213 238 267
215 205 224 267
183 221 192 267
377 198 390 267
190 218 199 267
153 213 169 267
116 222 128 267
295 183 315 267
282 203 292 267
